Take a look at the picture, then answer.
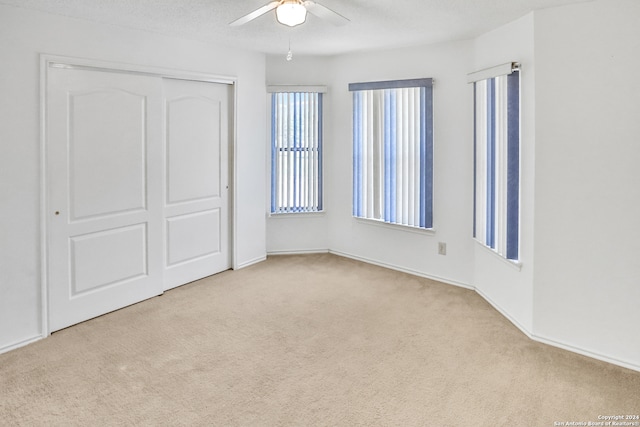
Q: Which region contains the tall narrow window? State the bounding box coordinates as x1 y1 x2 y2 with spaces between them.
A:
349 78 433 229
470 63 520 261
270 91 323 214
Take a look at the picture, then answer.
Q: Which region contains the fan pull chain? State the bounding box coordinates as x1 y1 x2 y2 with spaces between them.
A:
286 38 293 61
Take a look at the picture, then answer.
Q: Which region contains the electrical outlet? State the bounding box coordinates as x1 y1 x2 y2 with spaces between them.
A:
438 242 447 255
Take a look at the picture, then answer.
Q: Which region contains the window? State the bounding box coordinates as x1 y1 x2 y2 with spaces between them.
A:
270 91 323 214
470 63 520 261
349 78 433 229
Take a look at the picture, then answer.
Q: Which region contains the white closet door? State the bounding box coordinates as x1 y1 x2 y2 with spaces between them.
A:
162 78 231 290
47 66 164 332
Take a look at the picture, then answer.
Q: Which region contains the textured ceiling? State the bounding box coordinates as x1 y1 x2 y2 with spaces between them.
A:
0 0 590 56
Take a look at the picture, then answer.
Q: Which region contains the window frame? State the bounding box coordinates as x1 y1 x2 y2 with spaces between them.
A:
349 78 434 230
268 87 325 215
469 63 521 262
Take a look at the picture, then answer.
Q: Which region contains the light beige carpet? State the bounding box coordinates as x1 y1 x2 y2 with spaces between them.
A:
1 254 638 426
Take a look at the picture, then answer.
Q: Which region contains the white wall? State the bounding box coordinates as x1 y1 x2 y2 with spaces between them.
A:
532 0 640 369
265 55 332 254
0 4 266 352
471 13 536 333
326 41 475 287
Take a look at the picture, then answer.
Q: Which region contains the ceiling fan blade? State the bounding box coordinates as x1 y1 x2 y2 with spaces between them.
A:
303 1 350 26
229 1 281 26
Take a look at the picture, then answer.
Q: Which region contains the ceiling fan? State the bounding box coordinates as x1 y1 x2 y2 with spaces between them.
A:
230 0 350 28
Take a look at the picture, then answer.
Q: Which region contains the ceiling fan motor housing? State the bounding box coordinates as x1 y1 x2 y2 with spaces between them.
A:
276 0 308 27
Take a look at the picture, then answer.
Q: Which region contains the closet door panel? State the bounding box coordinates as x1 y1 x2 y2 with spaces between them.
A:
47 66 163 332
163 78 231 290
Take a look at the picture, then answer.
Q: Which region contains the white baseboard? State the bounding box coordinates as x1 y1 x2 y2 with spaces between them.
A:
235 255 267 270
267 249 330 256
474 287 533 339
329 249 474 290
476 288 640 373
328 250 640 373
6 252 638 373
531 333 640 373
0 334 44 355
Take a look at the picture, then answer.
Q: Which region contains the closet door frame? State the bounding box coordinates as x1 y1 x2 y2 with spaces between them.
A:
39 54 238 337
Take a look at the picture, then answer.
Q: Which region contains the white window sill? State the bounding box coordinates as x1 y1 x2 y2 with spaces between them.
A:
474 239 522 271
354 216 435 236
268 211 326 219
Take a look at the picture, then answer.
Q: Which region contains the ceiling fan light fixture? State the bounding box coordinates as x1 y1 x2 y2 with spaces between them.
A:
276 2 307 27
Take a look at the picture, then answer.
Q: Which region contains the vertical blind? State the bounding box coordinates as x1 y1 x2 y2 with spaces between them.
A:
473 70 520 260
271 92 323 214
350 79 433 229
